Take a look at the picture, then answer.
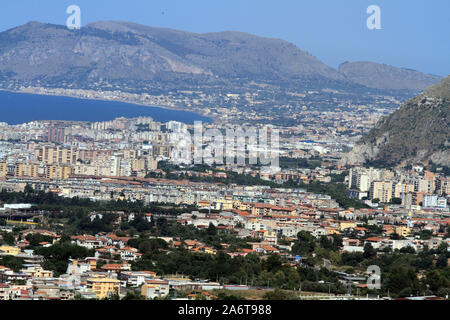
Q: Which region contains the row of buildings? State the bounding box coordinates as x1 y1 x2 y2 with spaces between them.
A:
348 166 449 210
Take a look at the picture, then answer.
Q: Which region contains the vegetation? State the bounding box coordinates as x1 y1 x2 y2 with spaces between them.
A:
0 255 24 272
34 243 94 276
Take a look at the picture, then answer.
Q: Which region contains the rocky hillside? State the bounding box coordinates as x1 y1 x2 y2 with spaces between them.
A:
0 21 441 95
0 21 343 85
341 76 450 167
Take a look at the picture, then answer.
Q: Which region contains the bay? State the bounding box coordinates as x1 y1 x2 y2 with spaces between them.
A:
0 90 212 125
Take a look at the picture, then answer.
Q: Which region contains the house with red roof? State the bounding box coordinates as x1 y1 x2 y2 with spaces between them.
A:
120 246 143 261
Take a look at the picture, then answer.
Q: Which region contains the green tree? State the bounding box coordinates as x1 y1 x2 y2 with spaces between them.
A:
386 266 420 296
122 291 144 300
292 231 316 256
273 270 286 288
399 245 416 254
436 254 448 269
207 223 217 236
363 243 377 259
263 254 282 273
24 184 34 194
263 288 295 300
425 270 448 293
0 255 24 272
2 232 15 245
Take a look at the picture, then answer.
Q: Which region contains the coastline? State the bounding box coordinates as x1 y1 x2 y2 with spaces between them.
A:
0 87 215 124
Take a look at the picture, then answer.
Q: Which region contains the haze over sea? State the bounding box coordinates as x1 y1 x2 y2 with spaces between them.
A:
0 91 212 125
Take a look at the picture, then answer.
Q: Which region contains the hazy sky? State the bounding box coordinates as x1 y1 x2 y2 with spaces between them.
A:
1 0 449 76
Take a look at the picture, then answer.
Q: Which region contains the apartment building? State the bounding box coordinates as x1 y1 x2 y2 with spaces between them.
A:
141 280 169 299
87 277 121 299
15 163 39 178
393 182 415 198
35 146 79 165
0 162 7 177
370 181 393 203
46 165 72 180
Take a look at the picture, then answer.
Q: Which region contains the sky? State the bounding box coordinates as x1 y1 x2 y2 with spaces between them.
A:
1 0 449 76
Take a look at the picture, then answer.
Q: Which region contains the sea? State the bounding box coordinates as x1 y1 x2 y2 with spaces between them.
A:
0 90 212 125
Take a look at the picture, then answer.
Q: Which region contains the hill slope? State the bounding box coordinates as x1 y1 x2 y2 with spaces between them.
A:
0 21 442 94
338 61 442 91
341 76 450 167
0 21 344 85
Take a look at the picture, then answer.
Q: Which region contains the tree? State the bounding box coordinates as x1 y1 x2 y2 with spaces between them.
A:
137 238 168 254
292 231 316 255
35 243 94 276
2 232 15 245
386 266 420 296
24 184 34 194
319 236 333 250
390 233 401 240
363 243 377 259
436 254 448 269
436 242 448 255
217 291 245 300
156 217 169 235
399 245 416 254
273 270 286 288
25 234 54 248
207 223 217 236
122 291 144 300
340 252 364 267
263 288 295 300
0 255 24 272
425 270 448 293
264 254 282 273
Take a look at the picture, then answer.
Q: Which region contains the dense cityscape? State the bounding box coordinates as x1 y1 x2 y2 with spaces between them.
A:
0 114 448 301
0 1 448 309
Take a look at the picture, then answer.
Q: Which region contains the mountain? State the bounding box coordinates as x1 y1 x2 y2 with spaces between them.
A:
338 61 442 91
341 76 450 167
0 21 344 86
0 21 441 94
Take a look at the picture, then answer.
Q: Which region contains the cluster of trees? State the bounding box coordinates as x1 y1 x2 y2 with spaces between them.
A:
288 230 450 298
24 233 54 249
0 186 197 215
35 243 94 276
0 255 24 272
279 157 322 170
127 222 250 252
339 243 449 297
0 231 16 246
128 246 346 295
296 181 369 209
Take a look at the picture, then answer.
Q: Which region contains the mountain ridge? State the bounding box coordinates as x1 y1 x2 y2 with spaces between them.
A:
338 61 442 91
0 20 442 93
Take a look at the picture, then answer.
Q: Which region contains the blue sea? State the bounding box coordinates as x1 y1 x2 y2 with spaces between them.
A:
0 90 212 125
